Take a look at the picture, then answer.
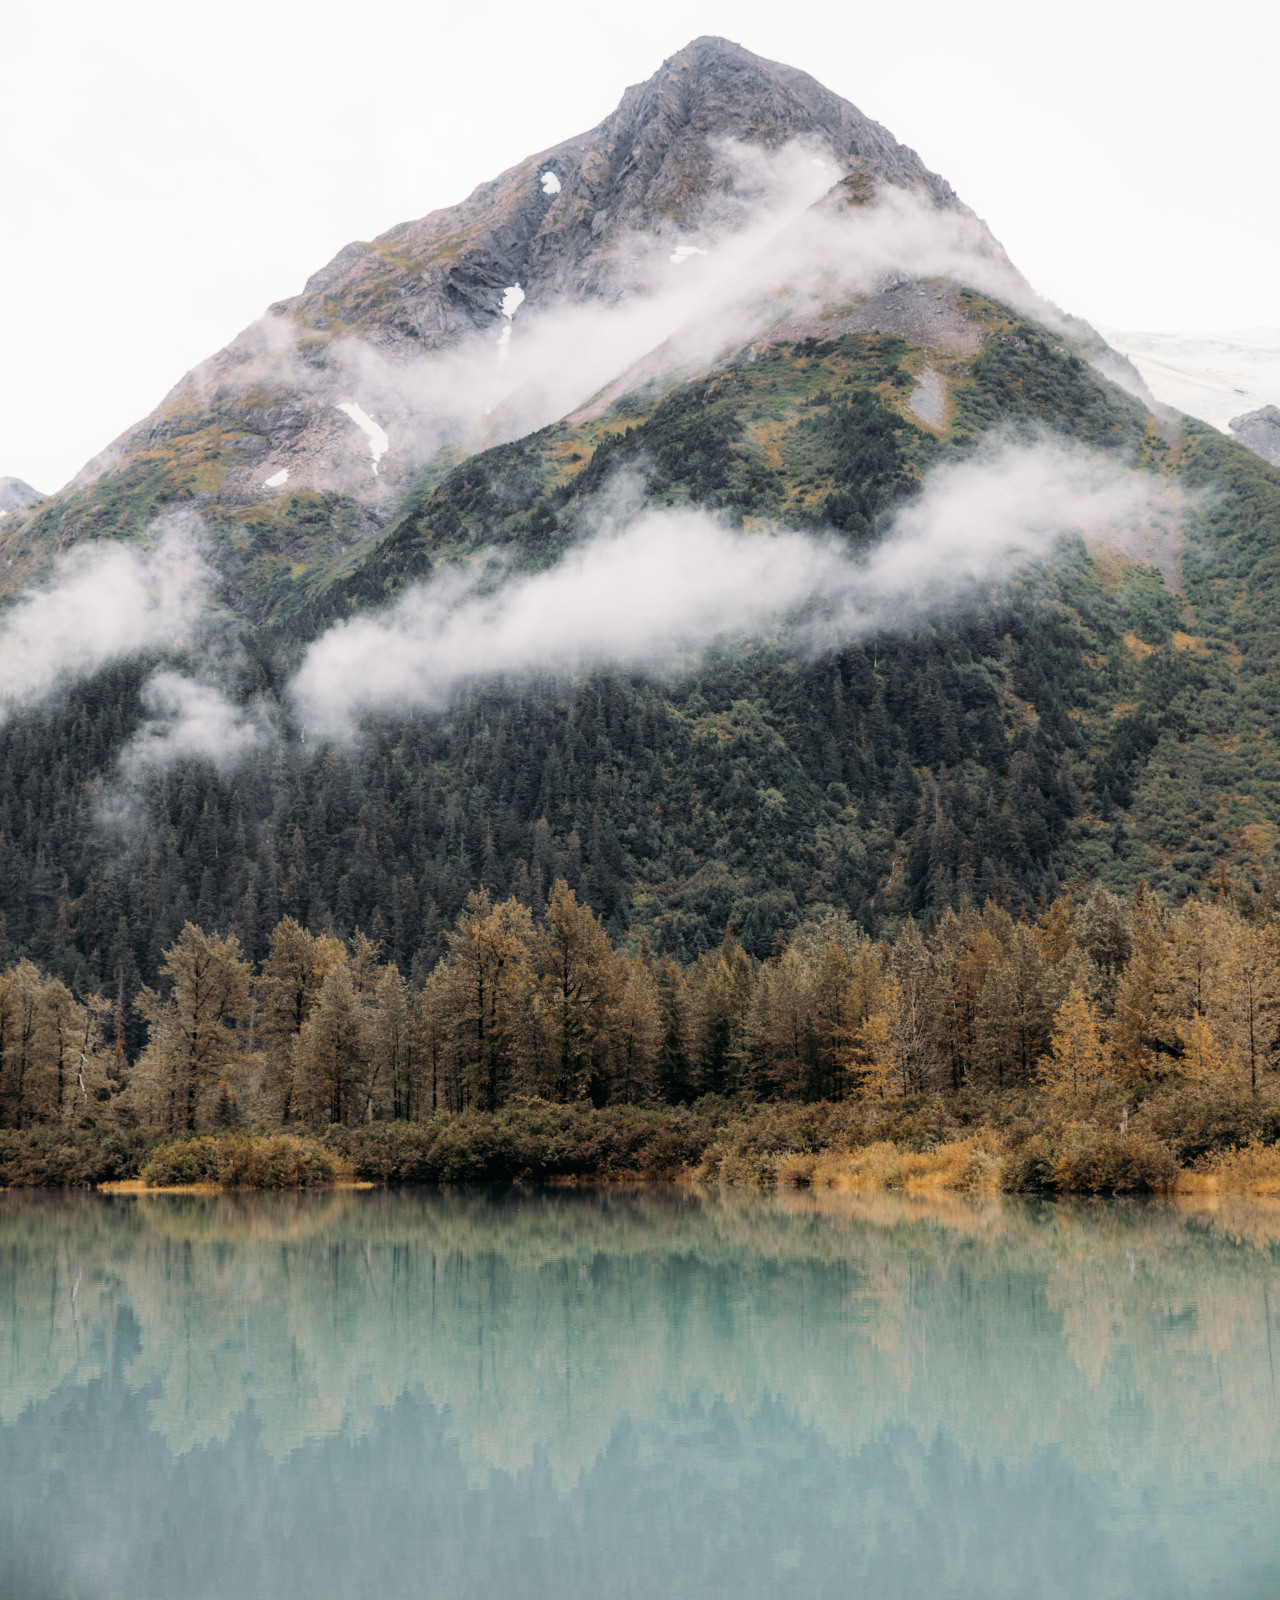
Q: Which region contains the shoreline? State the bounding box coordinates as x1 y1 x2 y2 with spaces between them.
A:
96 1178 378 1195
5 1093 1280 1197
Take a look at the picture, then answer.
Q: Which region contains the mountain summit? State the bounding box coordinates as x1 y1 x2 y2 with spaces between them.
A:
2 38 1002 580
284 34 960 327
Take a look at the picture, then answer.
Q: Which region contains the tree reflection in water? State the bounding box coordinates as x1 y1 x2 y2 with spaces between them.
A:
2 1187 1280 1599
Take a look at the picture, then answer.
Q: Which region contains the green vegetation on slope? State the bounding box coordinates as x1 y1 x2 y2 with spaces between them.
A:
0 296 1277 1022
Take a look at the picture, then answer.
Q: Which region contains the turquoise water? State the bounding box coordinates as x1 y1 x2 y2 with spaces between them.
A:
3 1187 1280 1599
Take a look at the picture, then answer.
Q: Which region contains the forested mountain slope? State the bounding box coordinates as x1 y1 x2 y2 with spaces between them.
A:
0 39 1279 1040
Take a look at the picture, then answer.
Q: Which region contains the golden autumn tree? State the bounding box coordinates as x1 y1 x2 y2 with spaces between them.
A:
1175 1009 1237 1081
752 943 814 1099
852 926 939 1101
292 962 373 1127
1038 983 1110 1098
0 962 46 1129
607 952 661 1104
0 964 112 1129
653 953 694 1104
254 917 347 1123
38 977 113 1127
370 964 417 1120
1037 892 1078 968
884 921 943 1095
414 967 454 1114
132 925 251 1132
852 983 901 1101
806 940 861 1101
929 906 999 1090
1073 888 1133 992
976 922 1051 1087
1216 921 1280 1092
441 890 535 1110
1110 884 1171 1079
1163 899 1231 1029
535 880 619 1102
689 931 756 1097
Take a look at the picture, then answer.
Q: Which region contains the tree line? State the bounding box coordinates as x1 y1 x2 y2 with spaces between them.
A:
3 875 1279 1133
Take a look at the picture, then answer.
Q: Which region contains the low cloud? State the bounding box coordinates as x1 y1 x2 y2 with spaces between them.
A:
327 139 847 465
39 441 1179 784
290 441 1178 740
0 515 211 722
217 140 1064 497
118 671 275 778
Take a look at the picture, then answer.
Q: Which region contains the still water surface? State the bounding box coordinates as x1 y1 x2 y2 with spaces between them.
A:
3 1187 1280 1599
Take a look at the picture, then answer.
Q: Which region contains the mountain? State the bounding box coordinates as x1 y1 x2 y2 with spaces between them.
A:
1 37 1280 1020
0 37 968 599
0 477 41 515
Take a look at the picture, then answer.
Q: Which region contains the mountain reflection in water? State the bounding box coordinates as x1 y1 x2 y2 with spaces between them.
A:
2 1187 1280 1599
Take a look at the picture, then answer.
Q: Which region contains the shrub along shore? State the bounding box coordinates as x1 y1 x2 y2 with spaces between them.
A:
3 1089 1280 1195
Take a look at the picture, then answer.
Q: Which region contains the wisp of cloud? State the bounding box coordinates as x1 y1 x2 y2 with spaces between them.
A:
234 141 1060 495
290 441 1176 740
0 515 211 722
118 670 275 779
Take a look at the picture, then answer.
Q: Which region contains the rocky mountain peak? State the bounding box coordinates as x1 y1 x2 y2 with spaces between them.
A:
3 38 976 560
286 36 956 337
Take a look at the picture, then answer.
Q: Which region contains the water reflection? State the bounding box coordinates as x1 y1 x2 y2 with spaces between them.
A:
2 1188 1280 1598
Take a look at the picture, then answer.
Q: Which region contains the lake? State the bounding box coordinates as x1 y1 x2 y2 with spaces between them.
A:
2 1186 1279 1599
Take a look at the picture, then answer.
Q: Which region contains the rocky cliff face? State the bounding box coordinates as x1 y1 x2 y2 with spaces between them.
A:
255 37 960 350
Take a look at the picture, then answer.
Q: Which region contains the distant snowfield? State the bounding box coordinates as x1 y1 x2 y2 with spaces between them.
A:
1102 328 1280 432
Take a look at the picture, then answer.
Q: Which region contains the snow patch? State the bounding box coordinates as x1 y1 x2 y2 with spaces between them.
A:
335 402 389 476
540 171 561 196
670 245 707 267
496 286 524 366
263 468 289 488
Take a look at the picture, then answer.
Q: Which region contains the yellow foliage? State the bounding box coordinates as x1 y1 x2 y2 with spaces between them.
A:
848 1008 892 1100
1038 983 1110 1097
778 1137 1002 1194
1175 1140 1280 1195
1176 1010 1239 1082
1037 894 1076 967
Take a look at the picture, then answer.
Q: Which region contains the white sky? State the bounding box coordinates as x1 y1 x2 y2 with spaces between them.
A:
2 0 1276 493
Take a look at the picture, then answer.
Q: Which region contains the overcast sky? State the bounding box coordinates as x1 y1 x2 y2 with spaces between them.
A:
2 0 1275 493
